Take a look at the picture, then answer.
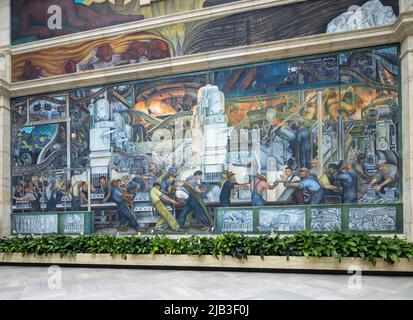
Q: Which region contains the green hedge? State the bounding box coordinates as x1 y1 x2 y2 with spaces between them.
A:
1 232 412 266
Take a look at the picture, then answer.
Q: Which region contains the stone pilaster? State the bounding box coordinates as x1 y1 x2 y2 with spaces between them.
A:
0 0 11 237
401 35 413 241
0 89 10 237
400 0 413 13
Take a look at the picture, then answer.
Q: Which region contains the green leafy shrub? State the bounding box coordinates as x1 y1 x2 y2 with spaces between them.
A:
0 231 412 266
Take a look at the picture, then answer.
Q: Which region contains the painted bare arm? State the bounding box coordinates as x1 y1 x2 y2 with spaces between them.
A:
161 194 178 205
368 177 378 189
375 177 394 192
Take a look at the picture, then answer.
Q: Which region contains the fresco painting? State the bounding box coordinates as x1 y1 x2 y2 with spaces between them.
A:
11 45 401 234
11 0 399 82
259 209 306 232
221 210 254 233
12 33 172 81
349 206 396 231
11 0 241 45
310 208 342 232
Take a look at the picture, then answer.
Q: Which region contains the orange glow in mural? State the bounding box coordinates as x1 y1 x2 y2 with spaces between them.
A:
12 33 173 82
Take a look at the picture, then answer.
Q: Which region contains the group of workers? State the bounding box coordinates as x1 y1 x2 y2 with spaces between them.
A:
13 156 399 233
218 158 399 207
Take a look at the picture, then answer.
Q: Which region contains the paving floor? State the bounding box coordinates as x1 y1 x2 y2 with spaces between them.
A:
0 265 412 300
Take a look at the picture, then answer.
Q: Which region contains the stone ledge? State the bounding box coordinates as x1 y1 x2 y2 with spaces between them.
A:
1 253 412 272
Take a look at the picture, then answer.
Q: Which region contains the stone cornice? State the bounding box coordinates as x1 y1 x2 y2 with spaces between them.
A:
10 0 305 54
0 79 11 95
0 80 11 110
7 9 413 98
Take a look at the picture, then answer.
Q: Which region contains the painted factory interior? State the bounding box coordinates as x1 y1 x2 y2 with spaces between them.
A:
5 0 408 236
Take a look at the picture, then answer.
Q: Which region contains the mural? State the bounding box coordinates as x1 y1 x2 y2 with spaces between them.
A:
11 0 399 82
259 209 306 232
326 0 397 33
12 33 172 81
11 0 241 45
349 206 396 231
221 210 254 233
11 45 401 234
311 208 342 231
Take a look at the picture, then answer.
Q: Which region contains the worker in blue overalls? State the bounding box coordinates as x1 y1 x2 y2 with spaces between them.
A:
249 174 277 207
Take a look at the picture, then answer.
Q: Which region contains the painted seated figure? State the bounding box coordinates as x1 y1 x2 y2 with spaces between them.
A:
17 0 144 41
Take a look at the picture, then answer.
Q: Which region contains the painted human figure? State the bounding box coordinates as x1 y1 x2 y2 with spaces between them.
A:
319 163 341 196
219 171 249 207
18 185 41 212
121 40 150 64
149 182 181 232
76 43 128 71
275 166 304 205
111 179 140 230
174 180 212 229
17 0 143 40
367 159 399 194
289 168 323 205
336 162 357 204
185 171 205 194
249 174 277 207
70 181 90 211
97 176 111 203
160 172 176 194
296 119 311 169
19 61 44 81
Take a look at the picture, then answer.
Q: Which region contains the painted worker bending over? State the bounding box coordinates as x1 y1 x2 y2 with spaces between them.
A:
174 180 212 230
319 163 341 196
149 182 181 232
111 179 140 231
367 160 399 193
274 166 305 205
289 168 323 204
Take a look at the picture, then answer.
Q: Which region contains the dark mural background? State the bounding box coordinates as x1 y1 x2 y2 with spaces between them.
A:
11 45 402 235
11 0 399 82
185 0 399 54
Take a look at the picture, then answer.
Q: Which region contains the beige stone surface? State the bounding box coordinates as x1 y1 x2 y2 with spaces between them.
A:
401 0 413 13
0 0 10 48
401 36 413 241
1 253 413 272
0 0 10 237
1 264 412 300
0 95 10 237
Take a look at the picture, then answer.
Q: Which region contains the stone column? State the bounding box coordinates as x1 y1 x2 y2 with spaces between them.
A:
401 35 413 241
0 0 11 237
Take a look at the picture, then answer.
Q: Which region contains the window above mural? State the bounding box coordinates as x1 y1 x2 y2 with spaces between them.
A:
11 0 399 82
11 45 402 235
